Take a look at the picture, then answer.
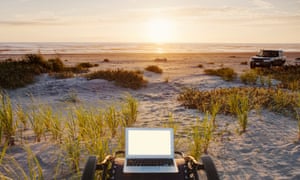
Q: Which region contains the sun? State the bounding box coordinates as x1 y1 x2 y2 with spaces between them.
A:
146 18 175 43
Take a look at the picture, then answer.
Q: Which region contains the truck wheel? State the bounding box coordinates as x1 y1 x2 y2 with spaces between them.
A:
250 63 255 69
201 155 220 180
82 156 97 180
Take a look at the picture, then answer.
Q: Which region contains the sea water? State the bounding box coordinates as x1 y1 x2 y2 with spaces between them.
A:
0 42 300 54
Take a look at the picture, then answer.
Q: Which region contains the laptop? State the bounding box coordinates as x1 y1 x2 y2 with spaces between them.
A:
123 128 178 173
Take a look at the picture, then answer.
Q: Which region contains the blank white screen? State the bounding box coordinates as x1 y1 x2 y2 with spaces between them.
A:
128 130 171 156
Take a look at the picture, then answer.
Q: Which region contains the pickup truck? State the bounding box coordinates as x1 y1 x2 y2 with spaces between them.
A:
249 50 286 69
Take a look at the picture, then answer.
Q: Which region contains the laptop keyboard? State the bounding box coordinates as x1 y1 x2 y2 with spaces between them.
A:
127 159 174 166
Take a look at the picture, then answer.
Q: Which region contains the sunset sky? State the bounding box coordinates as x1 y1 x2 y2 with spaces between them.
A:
0 0 300 43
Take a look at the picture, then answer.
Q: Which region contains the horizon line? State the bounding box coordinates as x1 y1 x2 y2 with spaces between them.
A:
1 41 300 44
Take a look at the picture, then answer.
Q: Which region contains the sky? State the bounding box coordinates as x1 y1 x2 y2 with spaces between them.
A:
0 0 300 43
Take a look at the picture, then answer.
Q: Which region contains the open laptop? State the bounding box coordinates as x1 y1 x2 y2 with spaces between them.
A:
123 128 178 173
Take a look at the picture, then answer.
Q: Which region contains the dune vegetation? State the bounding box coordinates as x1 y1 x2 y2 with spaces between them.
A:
0 54 88 89
145 65 163 74
0 93 138 179
178 87 300 136
240 66 300 91
0 54 148 90
85 69 147 89
204 67 237 81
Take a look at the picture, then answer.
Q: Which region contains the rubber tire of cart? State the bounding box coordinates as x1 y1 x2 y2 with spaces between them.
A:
201 155 220 180
81 156 97 180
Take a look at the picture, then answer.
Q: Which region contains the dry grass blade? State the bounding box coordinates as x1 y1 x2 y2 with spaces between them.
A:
0 92 16 145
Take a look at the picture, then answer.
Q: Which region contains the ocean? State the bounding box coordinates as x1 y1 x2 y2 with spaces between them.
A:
0 42 300 54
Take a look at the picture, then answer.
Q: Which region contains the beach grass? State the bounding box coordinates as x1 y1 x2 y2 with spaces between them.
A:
163 113 180 149
210 101 220 127
145 65 163 74
0 92 16 145
178 87 298 117
76 62 97 68
198 64 204 68
0 93 141 178
85 69 147 89
0 145 45 179
105 106 120 138
0 54 93 89
296 93 300 141
232 95 250 133
256 65 300 90
121 94 138 127
240 70 259 85
190 112 214 158
204 67 237 81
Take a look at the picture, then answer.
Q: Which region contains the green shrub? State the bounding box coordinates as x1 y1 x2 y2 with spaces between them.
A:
48 58 65 72
0 54 93 89
76 62 95 68
240 70 259 85
145 65 163 74
198 64 204 68
0 60 37 88
23 54 47 67
85 69 147 89
204 67 237 81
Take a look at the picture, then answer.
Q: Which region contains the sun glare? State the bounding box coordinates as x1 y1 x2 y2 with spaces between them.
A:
146 18 175 43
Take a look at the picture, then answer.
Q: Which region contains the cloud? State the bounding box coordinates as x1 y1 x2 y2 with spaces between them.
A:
0 18 67 26
128 6 248 21
251 0 274 9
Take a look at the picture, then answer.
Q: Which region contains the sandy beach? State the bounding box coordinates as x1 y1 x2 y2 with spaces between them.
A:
1 52 300 179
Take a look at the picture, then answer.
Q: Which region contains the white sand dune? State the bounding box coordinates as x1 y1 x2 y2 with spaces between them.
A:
2 52 300 179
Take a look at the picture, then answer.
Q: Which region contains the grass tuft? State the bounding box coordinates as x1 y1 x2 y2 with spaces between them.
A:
204 67 237 81
121 94 138 127
240 70 259 85
178 87 298 117
0 92 16 145
256 65 300 90
145 65 163 74
85 69 147 89
0 54 95 89
190 112 214 158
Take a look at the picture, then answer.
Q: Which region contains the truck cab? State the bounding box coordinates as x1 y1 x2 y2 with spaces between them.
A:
250 50 286 69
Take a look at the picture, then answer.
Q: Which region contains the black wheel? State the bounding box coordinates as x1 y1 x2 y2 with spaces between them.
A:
250 62 255 69
82 156 97 180
201 155 219 180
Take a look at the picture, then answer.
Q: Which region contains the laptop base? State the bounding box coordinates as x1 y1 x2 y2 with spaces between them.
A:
114 158 185 180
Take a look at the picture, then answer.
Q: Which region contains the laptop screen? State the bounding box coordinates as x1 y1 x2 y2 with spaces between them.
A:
126 128 173 157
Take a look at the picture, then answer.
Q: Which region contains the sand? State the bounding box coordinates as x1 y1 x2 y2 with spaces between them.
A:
1 52 300 179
